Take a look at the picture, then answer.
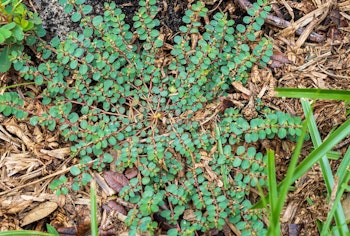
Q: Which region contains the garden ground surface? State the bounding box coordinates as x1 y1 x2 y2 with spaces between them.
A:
0 0 350 235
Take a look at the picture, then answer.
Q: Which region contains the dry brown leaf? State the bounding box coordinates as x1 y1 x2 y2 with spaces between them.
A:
183 209 196 221
219 99 235 113
57 227 77 235
104 171 129 193
76 206 92 235
21 201 58 226
107 200 127 215
242 102 258 120
124 167 138 179
278 1 330 40
33 126 44 143
269 50 293 68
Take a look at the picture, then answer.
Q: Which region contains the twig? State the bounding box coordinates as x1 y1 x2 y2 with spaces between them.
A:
318 65 350 79
335 137 350 149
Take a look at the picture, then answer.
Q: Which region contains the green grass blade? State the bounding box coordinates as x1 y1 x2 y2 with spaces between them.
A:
0 46 11 73
46 224 59 236
254 177 268 209
91 180 98 236
216 125 229 189
273 112 309 221
275 88 350 100
266 150 280 236
301 99 348 235
324 150 341 160
321 169 350 236
291 118 350 184
254 113 350 209
258 112 309 234
301 99 334 192
336 146 350 186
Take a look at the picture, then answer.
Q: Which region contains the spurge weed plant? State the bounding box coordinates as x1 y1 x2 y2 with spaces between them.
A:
2 0 305 234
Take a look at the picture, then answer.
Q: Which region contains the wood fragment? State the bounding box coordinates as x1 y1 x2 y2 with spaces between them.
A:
232 81 252 96
285 2 331 48
40 147 70 160
234 0 325 42
21 201 58 226
93 172 116 196
335 137 350 149
225 218 241 235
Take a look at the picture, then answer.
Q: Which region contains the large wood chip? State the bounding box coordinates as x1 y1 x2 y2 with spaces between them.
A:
342 193 350 222
4 119 35 150
40 147 71 160
21 201 58 226
4 154 42 176
1 196 33 214
93 172 116 196
232 81 252 96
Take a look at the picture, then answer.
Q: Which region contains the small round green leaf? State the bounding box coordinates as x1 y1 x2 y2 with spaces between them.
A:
70 166 81 176
71 12 82 22
92 16 103 26
82 5 93 14
103 153 114 163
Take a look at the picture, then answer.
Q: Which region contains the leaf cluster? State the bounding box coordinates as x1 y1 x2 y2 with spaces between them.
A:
0 0 45 72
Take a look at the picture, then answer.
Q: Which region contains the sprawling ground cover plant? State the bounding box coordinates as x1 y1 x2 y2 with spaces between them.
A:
0 0 45 72
1 0 304 234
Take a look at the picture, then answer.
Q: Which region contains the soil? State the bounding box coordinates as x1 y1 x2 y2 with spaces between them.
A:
0 0 350 235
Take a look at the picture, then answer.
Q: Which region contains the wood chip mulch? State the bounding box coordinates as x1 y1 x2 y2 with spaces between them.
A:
1 0 350 235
